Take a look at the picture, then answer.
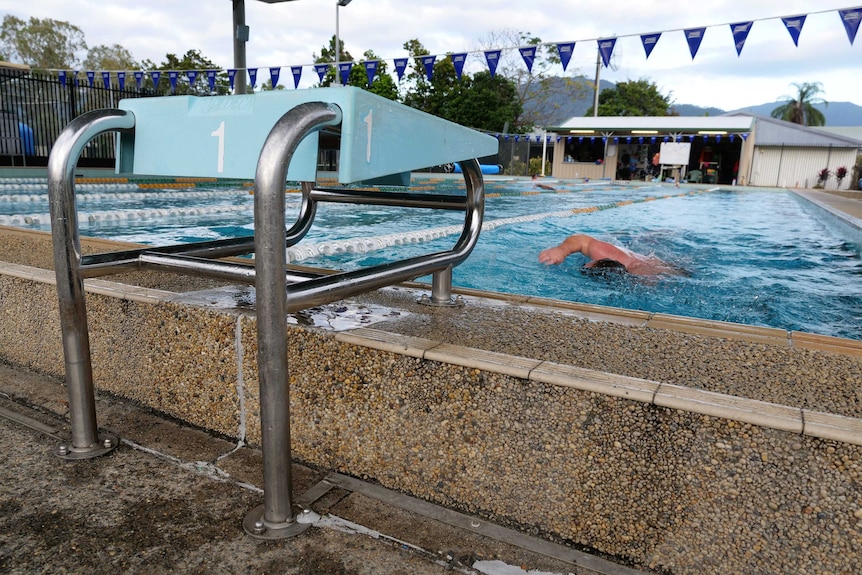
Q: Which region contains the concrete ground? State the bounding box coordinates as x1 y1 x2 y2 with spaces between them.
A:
0 363 645 575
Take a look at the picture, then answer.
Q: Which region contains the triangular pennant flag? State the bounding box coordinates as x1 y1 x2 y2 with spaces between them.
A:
484 49 501 77
134 71 144 90
556 42 575 71
168 70 179 93
394 58 408 81
338 62 352 85
641 33 661 59
781 15 806 46
86 70 95 86
519 46 536 73
150 70 162 89
314 64 330 83
227 69 236 90
291 66 303 88
206 70 217 92
101 71 111 89
248 68 258 88
117 71 125 90
363 60 378 85
730 21 754 56
269 67 280 88
58 70 66 87
684 27 706 59
187 70 198 87
839 7 862 45
422 55 436 81
451 52 467 80
598 38 616 67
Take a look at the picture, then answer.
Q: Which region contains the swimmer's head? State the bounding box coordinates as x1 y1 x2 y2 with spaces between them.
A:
581 258 627 276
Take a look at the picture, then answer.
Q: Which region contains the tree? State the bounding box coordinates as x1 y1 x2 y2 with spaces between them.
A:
770 82 827 126
143 49 230 95
0 15 87 69
592 79 672 116
83 44 138 72
477 29 589 131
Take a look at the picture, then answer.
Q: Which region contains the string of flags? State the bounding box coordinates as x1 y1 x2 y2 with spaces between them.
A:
55 6 860 92
494 133 750 144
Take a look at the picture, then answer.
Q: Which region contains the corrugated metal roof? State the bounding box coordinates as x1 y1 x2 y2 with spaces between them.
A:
732 114 862 148
550 115 754 132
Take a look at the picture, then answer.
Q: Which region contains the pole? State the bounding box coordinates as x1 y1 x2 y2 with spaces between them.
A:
233 0 248 95
592 49 601 117
541 130 547 177
335 2 341 86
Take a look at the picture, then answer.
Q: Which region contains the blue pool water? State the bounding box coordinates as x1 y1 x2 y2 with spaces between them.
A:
1 178 860 340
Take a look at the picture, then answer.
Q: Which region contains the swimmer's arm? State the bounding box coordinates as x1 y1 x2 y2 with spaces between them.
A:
538 235 590 265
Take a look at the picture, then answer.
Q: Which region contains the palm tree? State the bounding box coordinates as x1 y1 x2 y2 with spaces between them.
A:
770 82 827 126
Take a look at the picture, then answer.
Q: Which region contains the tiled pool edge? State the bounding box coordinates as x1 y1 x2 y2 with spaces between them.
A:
5 260 862 446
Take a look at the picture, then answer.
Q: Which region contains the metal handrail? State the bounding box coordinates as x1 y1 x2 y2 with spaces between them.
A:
47 101 485 539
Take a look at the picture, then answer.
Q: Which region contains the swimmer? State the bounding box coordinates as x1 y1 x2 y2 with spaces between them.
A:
538 233 685 276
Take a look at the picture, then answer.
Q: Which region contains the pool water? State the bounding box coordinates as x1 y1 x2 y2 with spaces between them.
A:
1 179 860 340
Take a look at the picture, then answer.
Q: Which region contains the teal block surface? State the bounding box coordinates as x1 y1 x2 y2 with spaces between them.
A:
118 87 499 183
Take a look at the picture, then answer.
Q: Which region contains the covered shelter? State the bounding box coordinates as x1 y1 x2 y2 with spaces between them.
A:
545 114 862 189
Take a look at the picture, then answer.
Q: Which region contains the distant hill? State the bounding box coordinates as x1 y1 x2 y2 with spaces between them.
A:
728 101 862 126
521 77 862 127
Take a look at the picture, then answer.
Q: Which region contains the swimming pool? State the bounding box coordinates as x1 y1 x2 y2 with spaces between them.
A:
1 177 860 340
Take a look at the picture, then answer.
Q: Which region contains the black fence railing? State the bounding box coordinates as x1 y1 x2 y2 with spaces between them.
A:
1 69 157 168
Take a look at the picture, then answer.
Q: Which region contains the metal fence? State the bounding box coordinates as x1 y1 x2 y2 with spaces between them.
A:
1 69 156 168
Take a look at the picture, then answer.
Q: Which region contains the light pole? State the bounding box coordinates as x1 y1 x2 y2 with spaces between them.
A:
335 0 353 86
234 0 304 95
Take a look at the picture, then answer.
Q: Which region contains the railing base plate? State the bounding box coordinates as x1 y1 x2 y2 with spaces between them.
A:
55 432 119 460
243 504 312 540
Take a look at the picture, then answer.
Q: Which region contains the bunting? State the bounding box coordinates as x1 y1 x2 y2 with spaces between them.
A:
839 7 862 44
782 15 806 46
451 52 467 80
206 70 217 92
640 33 661 59
519 46 536 72
314 64 329 83
364 60 378 85
730 21 754 56
484 49 501 77
45 6 860 92
556 42 575 71
338 62 352 85
422 55 436 81
597 38 616 68
684 27 706 59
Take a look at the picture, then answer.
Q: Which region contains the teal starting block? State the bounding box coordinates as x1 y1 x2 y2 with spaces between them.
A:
117 86 499 184
49 85 498 543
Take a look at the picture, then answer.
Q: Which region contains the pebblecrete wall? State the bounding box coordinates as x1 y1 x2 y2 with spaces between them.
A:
0 257 860 574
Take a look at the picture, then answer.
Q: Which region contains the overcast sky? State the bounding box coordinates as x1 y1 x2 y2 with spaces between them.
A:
1 1 859 112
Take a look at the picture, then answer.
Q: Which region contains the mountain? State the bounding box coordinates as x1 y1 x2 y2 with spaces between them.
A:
521 77 862 127
728 101 862 126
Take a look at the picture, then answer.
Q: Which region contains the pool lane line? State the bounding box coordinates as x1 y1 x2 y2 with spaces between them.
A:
284 187 717 262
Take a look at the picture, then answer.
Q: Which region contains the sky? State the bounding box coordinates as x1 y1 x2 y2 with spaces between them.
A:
1 1 860 113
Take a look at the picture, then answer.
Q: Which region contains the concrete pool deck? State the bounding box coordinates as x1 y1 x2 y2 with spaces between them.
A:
0 180 861 574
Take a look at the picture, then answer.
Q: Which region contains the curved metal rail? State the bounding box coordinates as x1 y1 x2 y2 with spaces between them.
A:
47 101 486 539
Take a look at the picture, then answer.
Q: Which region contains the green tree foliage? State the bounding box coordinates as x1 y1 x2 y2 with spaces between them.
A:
592 79 672 116
313 39 397 101
477 29 588 131
0 15 87 69
83 44 138 72
141 49 230 95
770 82 827 126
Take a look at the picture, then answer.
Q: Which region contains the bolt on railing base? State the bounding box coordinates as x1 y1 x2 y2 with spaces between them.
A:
416 293 466 307
55 432 119 460
243 505 312 540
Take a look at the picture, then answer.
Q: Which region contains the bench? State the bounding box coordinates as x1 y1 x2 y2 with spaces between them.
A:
47 86 498 539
